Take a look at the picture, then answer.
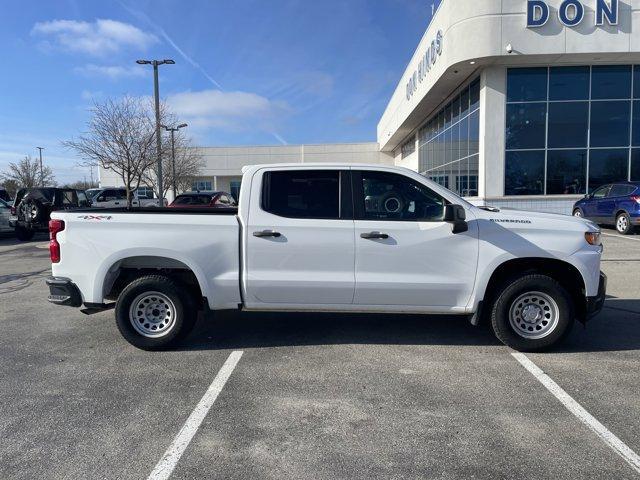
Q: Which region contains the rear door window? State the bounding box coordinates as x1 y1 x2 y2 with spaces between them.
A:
262 170 342 219
608 184 629 197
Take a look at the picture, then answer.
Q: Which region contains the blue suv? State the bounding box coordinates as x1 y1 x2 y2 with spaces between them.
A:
572 182 640 235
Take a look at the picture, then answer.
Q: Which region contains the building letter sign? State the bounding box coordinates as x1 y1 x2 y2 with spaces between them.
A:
527 0 549 27
406 30 443 101
527 0 618 28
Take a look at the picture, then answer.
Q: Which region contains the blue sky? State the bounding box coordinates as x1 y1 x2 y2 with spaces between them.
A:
0 0 439 183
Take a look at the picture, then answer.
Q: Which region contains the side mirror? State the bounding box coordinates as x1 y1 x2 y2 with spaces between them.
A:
97 196 104 202
444 204 468 234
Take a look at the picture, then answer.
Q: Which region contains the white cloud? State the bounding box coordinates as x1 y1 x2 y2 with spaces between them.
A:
75 63 145 80
167 89 291 136
31 19 158 56
80 89 104 101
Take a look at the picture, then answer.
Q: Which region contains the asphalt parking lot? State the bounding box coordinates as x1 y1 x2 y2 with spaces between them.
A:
1 229 639 479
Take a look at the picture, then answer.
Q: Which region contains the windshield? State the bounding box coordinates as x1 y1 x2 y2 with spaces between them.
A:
0 198 9 208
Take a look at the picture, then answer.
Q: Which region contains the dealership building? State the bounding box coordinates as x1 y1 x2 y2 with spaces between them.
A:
382 0 640 213
100 0 640 213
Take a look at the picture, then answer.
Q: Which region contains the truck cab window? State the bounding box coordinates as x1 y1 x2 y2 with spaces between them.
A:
356 170 445 221
262 170 340 219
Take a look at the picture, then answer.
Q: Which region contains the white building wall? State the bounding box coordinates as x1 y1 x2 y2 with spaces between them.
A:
99 142 394 199
480 66 506 199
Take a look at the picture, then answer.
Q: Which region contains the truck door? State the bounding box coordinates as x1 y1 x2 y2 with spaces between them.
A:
352 170 478 309
244 169 355 306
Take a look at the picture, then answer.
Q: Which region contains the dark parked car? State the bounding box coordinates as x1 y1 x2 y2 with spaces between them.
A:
572 182 640 234
0 188 11 202
168 191 237 208
10 187 90 241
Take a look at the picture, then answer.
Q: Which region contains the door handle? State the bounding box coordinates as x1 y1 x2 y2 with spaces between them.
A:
253 230 282 238
360 231 389 239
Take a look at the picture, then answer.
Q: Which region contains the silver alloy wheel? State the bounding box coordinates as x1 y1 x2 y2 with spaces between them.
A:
129 291 177 338
573 210 582 217
617 214 629 233
508 291 560 340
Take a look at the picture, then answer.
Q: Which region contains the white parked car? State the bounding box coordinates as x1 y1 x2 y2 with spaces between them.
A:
90 187 161 208
45 164 606 351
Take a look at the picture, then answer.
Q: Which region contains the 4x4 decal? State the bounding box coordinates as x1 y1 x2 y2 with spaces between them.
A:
77 215 113 221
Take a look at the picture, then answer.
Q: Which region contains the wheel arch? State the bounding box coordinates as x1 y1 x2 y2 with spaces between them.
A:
95 252 208 306
478 257 587 322
615 209 629 219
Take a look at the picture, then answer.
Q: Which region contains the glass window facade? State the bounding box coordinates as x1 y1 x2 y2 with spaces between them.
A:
505 66 639 195
418 78 480 196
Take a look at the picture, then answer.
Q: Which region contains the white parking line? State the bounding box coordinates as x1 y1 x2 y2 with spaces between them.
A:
602 232 640 242
512 352 640 474
147 350 244 480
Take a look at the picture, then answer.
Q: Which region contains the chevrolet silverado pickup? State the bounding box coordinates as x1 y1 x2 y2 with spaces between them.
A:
45 164 606 351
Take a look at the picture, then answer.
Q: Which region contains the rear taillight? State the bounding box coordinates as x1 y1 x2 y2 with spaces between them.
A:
631 195 640 205
49 219 65 263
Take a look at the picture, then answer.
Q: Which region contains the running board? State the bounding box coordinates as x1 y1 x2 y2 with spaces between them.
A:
80 303 115 315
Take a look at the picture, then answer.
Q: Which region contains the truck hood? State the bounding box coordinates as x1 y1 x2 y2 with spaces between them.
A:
473 206 600 232
470 206 600 258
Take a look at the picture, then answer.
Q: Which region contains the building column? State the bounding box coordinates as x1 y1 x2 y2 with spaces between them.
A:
480 66 507 199
213 176 218 190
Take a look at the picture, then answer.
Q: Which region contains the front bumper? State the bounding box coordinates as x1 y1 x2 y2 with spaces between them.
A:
586 272 607 319
46 276 82 307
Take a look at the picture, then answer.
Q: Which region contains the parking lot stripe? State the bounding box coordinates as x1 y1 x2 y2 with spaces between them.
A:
147 350 244 480
511 352 640 474
602 233 640 242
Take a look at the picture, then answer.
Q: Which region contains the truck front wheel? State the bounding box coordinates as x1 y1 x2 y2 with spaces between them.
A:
490 274 574 352
115 275 196 350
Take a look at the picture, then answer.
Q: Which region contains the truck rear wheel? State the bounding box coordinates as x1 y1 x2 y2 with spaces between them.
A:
490 274 574 352
115 275 197 350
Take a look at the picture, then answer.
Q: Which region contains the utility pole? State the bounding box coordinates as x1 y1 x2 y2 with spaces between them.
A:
162 123 188 199
36 147 44 186
136 59 175 205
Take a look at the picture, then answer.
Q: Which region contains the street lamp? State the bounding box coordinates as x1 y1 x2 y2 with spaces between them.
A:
162 123 188 199
136 59 175 204
36 147 44 186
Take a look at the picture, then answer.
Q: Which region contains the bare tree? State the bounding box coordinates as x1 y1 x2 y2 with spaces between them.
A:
1 179 19 198
63 96 157 207
142 129 205 199
1 155 55 188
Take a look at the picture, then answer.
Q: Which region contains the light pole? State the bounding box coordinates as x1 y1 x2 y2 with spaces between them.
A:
162 123 188 199
136 59 175 205
36 147 44 186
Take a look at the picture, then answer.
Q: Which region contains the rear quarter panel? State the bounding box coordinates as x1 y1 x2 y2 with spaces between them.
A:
51 211 240 309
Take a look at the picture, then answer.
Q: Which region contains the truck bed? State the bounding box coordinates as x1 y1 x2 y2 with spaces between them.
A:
51 208 242 309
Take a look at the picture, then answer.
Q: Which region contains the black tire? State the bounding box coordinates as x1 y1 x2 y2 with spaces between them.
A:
490 274 574 352
20 199 45 223
115 275 197 350
15 226 35 241
572 208 583 218
616 212 633 235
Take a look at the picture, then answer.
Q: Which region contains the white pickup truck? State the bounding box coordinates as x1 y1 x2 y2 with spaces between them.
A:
46 164 606 351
